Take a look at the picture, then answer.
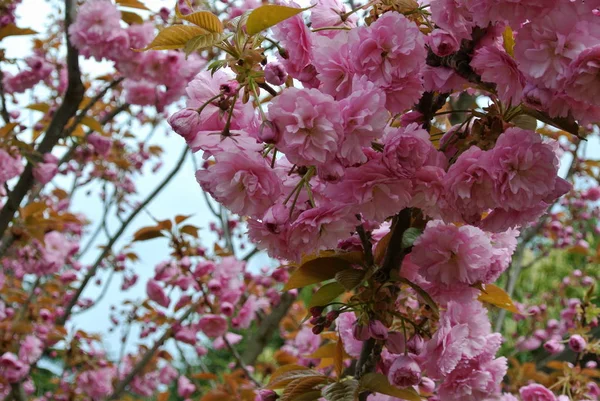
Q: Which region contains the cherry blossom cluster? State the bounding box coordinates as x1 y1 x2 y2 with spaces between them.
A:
68 0 204 110
164 0 600 400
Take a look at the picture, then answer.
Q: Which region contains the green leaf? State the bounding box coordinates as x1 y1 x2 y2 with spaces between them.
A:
359 373 422 401
138 25 208 51
183 32 228 55
309 282 345 308
322 380 359 401
477 283 520 314
246 4 307 36
401 227 422 249
284 255 355 290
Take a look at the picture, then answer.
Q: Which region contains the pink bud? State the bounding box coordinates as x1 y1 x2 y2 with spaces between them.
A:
167 109 202 141
368 320 388 340
221 302 234 316
264 62 287 86
353 322 370 341
568 334 586 352
258 389 279 401
543 339 564 354
419 377 435 394
387 355 421 388
407 335 424 355
428 29 459 57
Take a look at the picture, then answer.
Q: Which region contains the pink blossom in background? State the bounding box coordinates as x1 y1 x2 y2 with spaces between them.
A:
177 375 196 398
77 368 115 399
519 383 557 401
33 153 59 185
0 352 29 382
198 314 228 338
146 280 170 308
18 335 43 364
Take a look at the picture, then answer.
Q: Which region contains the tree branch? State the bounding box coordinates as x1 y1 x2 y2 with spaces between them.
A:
58 146 189 324
241 291 296 365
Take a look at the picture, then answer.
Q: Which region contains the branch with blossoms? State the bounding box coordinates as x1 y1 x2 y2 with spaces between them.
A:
2 0 600 400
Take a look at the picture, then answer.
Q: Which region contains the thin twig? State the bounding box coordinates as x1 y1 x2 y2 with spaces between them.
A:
58 146 189 324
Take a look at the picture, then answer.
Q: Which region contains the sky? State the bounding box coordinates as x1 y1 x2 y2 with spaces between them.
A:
5 0 600 365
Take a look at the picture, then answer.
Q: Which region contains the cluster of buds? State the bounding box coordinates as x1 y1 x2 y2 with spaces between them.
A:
309 307 340 335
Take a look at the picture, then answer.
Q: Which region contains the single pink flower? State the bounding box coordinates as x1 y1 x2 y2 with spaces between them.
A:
198 314 228 338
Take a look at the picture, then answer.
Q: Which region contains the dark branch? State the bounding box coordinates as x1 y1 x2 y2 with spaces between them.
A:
0 0 84 244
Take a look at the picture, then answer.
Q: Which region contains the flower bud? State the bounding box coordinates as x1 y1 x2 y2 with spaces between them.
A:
543 339 564 354
428 29 459 57
407 334 424 355
167 109 202 141
418 377 435 395
263 204 288 234
258 389 279 401
386 332 406 354
258 121 280 144
264 62 287 86
568 334 586 352
369 320 388 340
312 325 324 335
387 355 421 388
353 322 370 341
310 306 324 317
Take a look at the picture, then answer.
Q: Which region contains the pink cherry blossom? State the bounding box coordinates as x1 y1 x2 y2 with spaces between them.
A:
411 220 494 287
387 355 421 388
196 150 282 218
0 352 29 382
471 45 525 105
327 157 412 222
383 123 436 179
565 46 600 105
519 383 557 401
77 368 115 399
18 335 43 364
269 87 342 166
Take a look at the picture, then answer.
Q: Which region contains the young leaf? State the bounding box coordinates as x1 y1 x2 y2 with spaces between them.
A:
0 24 37 40
116 0 149 10
322 380 359 401
359 373 422 401
401 227 422 249
335 268 366 291
308 282 345 308
334 339 344 379
246 5 307 36
80 116 105 135
267 368 327 390
477 283 520 314
133 226 164 241
284 256 354 290
121 10 144 25
306 343 337 359
282 377 327 401
177 10 224 33
139 25 208 51
184 32 228 56
502 26 515 57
